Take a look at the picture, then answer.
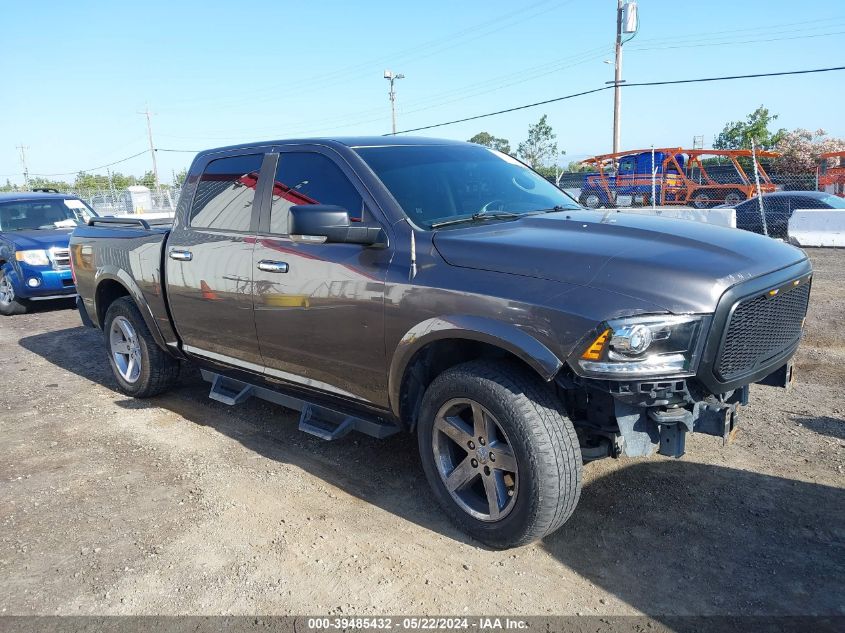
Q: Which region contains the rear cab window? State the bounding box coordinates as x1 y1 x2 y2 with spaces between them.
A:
190 154 264 231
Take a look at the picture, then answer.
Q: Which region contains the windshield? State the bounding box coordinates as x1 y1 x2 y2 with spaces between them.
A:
0 198 96 232
354 144 581 229
817 193 845 209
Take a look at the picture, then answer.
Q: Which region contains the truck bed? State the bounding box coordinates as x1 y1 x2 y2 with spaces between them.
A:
70 218 179 351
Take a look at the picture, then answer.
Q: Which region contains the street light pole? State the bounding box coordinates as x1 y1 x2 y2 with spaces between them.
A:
612 0 623 157
384 70 405 135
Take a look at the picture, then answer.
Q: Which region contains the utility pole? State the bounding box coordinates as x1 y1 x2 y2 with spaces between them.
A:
612 0 623 157
139 105 160 191
16 143 30 189
611 1 638 157
384 70 405 135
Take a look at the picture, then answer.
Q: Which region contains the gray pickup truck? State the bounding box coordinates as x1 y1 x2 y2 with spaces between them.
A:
70 137 812 548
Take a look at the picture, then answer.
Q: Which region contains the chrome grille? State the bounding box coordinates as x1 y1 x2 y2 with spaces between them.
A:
716 281 810 381
50 247 71 270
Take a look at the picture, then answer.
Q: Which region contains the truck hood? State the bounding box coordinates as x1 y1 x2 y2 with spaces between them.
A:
432 211 808 313
3 229 73 251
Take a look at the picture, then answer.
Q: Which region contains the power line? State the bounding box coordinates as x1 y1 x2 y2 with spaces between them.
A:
20 65 845 176
629 30 845 52
631 15 845 46
30 150 150 177
390 65 845 135
159 0 573 113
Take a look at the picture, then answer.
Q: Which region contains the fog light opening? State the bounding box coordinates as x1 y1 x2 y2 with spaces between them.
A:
27 278 41 288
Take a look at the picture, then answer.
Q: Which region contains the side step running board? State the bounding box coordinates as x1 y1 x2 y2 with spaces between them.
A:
208 374 254 405
202 369 399 441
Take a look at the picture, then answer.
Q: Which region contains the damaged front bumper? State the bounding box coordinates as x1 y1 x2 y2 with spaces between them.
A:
565 359 794 459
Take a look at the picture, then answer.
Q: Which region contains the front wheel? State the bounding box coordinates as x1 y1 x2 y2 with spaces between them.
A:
0 267 27 316
579 189 603 209
104 297 180 397
418 360 582 549
691 190 714 209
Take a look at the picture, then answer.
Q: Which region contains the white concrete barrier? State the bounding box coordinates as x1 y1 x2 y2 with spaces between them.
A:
614 206 737 228
788 209 845 247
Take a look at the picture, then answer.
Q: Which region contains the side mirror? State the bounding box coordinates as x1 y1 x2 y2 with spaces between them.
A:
288 205 384 246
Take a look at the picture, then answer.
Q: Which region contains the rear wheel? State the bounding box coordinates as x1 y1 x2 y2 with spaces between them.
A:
0 267 27 316
104 297 179 397
418 360 582 549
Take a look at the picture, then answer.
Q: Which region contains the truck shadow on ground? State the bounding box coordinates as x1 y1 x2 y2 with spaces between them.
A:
19 326 845 616
543 460 845 616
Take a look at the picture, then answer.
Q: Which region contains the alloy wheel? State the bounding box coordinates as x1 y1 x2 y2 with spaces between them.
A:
432 398 519 522
109 315 142 383
0 274 14 305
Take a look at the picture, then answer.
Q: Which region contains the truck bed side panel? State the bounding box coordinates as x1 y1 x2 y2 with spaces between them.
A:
70 225 179 351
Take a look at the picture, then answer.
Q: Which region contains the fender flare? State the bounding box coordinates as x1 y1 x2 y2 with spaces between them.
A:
387 315 564 417
93 266 169 351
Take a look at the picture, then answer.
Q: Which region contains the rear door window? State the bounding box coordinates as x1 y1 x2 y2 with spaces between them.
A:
268 152 363 235
190 154 264 231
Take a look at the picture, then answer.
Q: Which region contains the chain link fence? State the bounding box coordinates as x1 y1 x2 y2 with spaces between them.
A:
553 166 838 240
71 186 183 216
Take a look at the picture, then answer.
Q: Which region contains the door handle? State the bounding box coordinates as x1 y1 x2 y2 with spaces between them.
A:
169 249 193 261
257 260 289 273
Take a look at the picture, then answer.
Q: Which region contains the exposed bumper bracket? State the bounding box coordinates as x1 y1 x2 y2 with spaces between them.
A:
755 360 794 389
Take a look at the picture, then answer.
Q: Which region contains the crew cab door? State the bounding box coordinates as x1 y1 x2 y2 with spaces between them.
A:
251 149 391 406
165 151 271 367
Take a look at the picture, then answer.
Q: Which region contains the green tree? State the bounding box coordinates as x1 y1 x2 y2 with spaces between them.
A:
29 176 73 192
713 105 786 151
566 160 592 173
110 172 138 189
467 132 511 154
138 171 157 188
173 168 188 186
517 115 558 169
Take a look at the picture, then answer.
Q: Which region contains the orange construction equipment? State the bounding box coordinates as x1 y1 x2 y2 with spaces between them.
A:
819 151 845 197
579 148 780 209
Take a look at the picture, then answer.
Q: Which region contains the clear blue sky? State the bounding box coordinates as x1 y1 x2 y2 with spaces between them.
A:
1 0 843 184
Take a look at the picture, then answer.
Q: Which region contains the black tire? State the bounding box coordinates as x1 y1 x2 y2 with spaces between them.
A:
417 360 582 548
722 189 744 207
691 190 715 209
104 297 180 397
0 266 27 316
579 189 603 209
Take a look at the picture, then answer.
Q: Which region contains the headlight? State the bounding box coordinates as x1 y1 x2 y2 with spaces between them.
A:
573 315 710 378
15 249 50 266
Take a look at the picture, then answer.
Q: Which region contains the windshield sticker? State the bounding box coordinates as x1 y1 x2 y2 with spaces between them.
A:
54 219 78 228
63 199 87 209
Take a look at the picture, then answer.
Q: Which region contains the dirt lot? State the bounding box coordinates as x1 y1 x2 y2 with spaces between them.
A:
1 249 843 617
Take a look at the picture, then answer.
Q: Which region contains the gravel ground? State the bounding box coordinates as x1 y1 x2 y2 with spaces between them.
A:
0 249 843 617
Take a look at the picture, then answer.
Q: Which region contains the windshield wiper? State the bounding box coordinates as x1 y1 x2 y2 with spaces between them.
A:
528 205 579 214
430 210 523 229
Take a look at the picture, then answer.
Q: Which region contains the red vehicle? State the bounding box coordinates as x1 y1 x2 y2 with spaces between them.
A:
818 151 845 197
